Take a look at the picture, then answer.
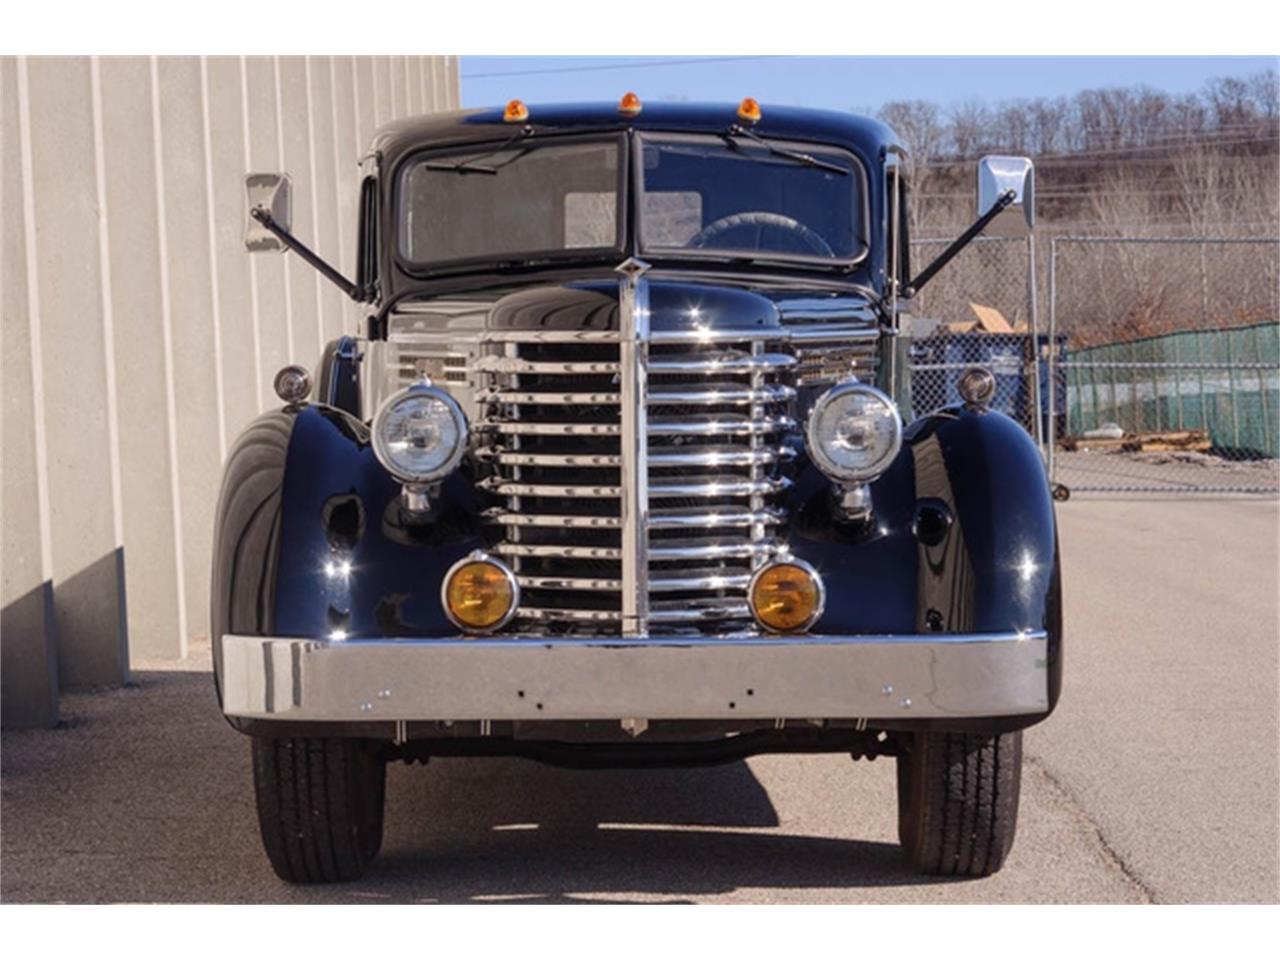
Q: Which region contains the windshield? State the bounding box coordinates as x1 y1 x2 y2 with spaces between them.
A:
396 132 865 270
398 137 623 266
639 135 864 264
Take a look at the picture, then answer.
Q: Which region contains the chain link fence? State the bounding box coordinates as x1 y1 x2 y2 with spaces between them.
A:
905 236 1050 443
1048 237 1279 495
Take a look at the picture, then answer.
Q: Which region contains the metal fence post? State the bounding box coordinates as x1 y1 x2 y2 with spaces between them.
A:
1047 236 1057 483
1026 234 1043 453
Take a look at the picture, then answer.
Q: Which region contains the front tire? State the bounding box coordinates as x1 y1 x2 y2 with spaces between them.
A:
896 730 1023 876
251 736 386 883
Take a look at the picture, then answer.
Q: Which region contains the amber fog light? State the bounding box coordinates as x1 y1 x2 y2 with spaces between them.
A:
442 553 519 633
748 559 825 633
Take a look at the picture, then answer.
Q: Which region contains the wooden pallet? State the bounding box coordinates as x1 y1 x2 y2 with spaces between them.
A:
1061 429 1212 453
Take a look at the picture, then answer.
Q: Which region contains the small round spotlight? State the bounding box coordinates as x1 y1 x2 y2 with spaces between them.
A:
442 553 519 633
958 366 997 407
274 365 312 404
503 99 529 123
619 91 643 117
748 559 825 633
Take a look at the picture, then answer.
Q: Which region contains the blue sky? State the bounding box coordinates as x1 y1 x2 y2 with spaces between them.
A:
461 56 1278 114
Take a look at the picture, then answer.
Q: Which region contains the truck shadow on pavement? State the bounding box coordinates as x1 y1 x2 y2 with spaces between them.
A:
373 756 938 903
1 667 956 904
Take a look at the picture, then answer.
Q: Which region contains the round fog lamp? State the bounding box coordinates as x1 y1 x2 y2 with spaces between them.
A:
748 560 825 633
442 554 518 633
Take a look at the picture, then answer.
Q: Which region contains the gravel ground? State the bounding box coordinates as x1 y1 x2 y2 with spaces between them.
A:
2 499 1276 903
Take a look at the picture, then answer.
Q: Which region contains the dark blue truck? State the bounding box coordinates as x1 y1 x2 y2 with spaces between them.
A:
216 96 1058 882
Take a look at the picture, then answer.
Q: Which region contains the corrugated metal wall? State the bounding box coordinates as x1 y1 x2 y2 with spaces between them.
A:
1 56 459 725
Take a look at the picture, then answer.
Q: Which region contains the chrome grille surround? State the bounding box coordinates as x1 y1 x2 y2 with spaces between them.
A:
388 282 879 637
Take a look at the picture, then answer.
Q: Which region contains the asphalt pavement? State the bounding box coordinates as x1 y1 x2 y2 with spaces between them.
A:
2 498 1276 903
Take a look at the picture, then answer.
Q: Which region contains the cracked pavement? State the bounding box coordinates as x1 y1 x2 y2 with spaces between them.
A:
2 499 1276 903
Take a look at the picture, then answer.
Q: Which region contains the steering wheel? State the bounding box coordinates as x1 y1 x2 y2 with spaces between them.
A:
687 211 835 257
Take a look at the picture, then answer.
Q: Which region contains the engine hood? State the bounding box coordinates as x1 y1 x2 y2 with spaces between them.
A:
388 275 880 340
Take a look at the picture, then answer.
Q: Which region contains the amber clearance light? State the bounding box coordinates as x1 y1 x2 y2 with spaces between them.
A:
748 560 825 633
442 553 519 632
619 91 643 117
503 99 529 123
737 96 762 125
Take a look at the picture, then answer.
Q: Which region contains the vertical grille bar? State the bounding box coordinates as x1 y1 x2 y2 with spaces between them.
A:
617 259 651 637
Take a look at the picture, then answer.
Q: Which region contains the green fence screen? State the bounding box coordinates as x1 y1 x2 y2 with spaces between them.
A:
1064 322 1280 458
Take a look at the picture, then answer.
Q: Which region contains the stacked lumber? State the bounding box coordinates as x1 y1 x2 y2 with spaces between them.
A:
1061 429 1212 453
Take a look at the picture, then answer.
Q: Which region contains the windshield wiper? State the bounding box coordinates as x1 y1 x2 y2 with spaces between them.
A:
421 125 536 175
720 124 849 176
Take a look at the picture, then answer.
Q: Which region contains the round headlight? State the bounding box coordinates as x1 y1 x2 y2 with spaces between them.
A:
372 383 468 484
806 382 903 482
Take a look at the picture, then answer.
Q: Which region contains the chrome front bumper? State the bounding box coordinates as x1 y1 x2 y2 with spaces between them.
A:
220 631 1049 723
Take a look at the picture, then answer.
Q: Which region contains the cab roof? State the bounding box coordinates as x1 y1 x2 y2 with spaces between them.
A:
370 101 904 169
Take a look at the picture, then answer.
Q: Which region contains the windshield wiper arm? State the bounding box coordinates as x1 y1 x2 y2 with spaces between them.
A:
421 125 535 175
721 124 849 176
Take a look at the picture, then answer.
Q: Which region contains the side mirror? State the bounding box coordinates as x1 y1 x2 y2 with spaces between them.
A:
244 173 292 252
976 156 1034 237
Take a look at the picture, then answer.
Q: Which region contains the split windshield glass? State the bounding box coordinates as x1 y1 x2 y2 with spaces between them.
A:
398 138 624 267
638 135 864 264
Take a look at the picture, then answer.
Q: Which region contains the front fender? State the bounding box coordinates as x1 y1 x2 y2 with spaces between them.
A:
210 403 485 708
787 405 1061 719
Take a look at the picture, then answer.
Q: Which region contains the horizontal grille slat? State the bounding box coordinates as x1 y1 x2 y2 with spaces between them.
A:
649 507 785 529
478 478 621 498
492 543 623 560
517 607 623 623
517 575 621 592
478 390 621 405
473 357 620 375
484 510 622 529
647 445 796 467
650 569 752 592
648 415 794 437
649 599 753 623
647 383 796 406
647 351 796 374
648 539 785 561
480 421 621 437
476 448 622 467
648 476 791 498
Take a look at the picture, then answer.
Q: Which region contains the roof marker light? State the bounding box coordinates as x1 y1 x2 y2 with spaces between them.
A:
619 91 643 117
737 97 762 125
503 99 529 123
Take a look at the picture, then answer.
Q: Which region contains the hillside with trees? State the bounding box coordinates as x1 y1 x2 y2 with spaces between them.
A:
878 70 1279 346
878 69 1278 236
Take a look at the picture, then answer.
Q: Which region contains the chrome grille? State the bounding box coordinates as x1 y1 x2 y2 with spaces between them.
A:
645 332 796 631
463 293 878 636
477 336 626 631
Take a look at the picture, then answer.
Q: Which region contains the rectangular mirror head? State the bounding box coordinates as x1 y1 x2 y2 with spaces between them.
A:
976 156 1034 237
244 173 292 252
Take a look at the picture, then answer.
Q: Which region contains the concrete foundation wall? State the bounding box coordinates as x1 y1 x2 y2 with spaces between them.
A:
1 55 459 726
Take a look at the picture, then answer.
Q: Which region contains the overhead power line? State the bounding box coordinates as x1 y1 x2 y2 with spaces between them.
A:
462 56 772 80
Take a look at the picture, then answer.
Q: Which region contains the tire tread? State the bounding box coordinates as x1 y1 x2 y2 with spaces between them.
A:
250 736 385 884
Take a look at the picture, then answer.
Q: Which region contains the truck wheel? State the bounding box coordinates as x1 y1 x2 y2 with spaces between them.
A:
251 736 386 883
896 729 1022 876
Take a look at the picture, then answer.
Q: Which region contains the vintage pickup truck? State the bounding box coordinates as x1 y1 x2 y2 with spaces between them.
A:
214 96 1060 883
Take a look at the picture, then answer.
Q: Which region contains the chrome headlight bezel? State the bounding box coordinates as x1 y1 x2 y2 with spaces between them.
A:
805 381 904 483
371 382 468 484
